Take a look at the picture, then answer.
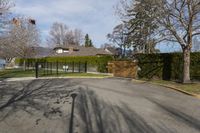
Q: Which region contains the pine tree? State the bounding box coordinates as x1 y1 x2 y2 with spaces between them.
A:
123 0 158 53
84 34 90 47
84 34 93 47
89 39 93 47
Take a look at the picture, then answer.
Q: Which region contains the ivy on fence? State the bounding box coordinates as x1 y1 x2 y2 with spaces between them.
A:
15 56 113 73
135 52 200 80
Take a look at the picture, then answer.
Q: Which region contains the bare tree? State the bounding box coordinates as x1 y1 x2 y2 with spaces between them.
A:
74 28 83 45
107 24 129 58
153 0 200 83
0 0 13 16
47 22 83 47
0 0 13 34
9 17 40 58
117 0 200 83
48 22 69 47
0 17 40 69
64 30 75 45
0 0 14 63
0 36 16 63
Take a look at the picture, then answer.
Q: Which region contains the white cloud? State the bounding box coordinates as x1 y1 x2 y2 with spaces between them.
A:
13 0 121 47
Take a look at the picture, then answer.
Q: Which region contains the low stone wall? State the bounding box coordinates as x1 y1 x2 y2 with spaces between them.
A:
108 61 138 78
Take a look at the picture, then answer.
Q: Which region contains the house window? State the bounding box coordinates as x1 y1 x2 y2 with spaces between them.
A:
56 49 63 53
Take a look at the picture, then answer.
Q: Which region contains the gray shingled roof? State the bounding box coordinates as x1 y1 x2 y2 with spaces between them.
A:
33 47 54 58
50 45 113 57
22 45 112 58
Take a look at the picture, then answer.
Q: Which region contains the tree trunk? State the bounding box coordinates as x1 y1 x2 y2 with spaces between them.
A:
120 46 123 59
123 45 126 58
23 60 26 71
182 48 191 83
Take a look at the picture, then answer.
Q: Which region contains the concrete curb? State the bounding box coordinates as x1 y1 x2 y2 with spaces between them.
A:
4 76 113 82
153 83 200 99
132 79 200 99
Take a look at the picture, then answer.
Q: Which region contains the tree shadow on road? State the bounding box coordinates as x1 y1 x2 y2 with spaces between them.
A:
146 97 200 132
0 79 76 122
75 88 173 133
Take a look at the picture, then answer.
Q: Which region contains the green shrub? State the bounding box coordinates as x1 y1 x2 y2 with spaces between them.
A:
135 52 200 80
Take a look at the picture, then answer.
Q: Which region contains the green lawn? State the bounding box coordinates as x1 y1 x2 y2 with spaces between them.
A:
0 69 35 78
148 80 200 95
0 69 110 79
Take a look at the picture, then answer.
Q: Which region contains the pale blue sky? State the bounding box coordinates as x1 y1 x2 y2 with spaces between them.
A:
13 0 121 47
12 0 193 52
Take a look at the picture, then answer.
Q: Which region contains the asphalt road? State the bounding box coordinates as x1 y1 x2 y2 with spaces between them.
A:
0 78 200 133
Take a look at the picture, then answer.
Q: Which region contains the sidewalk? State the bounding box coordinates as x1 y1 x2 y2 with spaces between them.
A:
4 76 113 82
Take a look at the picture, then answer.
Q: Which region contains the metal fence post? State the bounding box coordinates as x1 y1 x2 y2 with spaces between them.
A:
35 62 38 78
85 61 87 73
50 62 52 75
27 61 29 70
56 61 58 76
43 62 45 76
47 62 48 75
72 62 74 73
32 62 34 70
65 61 67 73
79 62 81 73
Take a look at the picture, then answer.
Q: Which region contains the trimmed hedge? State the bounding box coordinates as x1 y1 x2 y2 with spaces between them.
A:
15 56 113 73
135 52 200 80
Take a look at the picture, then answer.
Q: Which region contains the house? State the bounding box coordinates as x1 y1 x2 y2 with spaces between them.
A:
32 47 54 58
51 45 112 57
25 45 112 58
49 45 113 72
16 45 113 72
15 45 113 61
105 47 122 57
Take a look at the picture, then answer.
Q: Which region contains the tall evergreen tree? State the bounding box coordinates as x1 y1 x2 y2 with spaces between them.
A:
89 39 93 47
127 0 158 53
84 34 93 47
84 34 90 47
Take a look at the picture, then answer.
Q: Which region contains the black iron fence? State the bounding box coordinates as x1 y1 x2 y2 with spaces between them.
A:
27 61 88 78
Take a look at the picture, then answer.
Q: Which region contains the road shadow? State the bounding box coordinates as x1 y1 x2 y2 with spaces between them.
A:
0 79 76 122
146 97 200 132
74 88 173 133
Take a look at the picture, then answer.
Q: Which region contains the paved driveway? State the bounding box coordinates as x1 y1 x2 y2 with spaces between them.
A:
0 78 200 133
